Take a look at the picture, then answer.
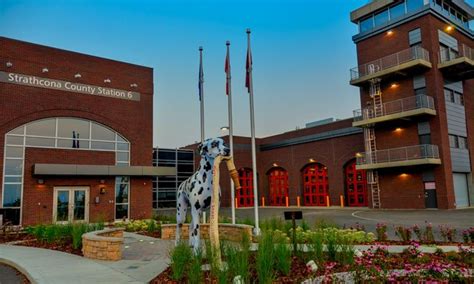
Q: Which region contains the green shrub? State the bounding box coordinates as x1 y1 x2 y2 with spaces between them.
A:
256 232 275 284
146 219 157 233
336 236 355 266
314 218 339 229
71 224 87 249
188 248 203 284
225 243 249 282
325 229 340 262
308 230 324 263
170 242 193 280
274 243 291 275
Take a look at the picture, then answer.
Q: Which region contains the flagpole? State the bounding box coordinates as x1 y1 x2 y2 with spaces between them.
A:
246 28 260 235
199 46 205 143
199 46 207 224
226 41 236 225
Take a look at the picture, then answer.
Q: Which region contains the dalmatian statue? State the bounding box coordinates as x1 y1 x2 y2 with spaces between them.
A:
176 137 230 250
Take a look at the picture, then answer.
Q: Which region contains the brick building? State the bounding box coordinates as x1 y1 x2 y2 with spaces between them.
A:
0 37 172 226
177 0 473 210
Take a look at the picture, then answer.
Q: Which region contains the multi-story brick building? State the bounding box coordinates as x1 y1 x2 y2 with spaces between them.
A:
175 0 473 211
350 0 473 209
0 37 173 226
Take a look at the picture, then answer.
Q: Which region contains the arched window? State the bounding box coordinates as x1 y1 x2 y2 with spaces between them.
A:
2 117 130 224
237 168 254 207
267 167 288 206
302 163 329 206
344 159 368 207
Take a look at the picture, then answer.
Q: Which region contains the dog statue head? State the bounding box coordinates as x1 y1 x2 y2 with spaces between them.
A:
198 138 230 158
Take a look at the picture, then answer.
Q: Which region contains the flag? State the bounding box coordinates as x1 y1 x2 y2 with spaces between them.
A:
198 48 204 101
225 44 231 96
245 38 252 93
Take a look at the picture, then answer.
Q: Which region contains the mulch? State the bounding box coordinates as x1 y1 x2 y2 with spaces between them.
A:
15 239 83 256
0 233 34 244
135 231 161 238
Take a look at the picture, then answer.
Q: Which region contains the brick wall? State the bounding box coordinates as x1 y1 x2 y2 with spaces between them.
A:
0 37 154 225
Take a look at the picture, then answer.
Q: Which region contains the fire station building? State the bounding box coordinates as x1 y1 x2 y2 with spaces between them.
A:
0 37 173 226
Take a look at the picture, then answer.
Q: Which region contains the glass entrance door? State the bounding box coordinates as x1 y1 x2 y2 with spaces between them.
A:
54 187 89 223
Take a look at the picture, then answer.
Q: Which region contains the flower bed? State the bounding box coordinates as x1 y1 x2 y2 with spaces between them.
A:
113 219 161 238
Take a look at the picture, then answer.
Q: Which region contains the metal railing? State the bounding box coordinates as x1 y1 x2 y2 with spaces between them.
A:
439 44 474 63
350 46 431 80
353 95 435 122
356 144 440 166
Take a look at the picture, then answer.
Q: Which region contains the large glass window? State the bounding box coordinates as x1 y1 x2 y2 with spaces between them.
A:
360 16 374 33
406 0 424 12
374 9 389 26
2 117 131 223
390 3 406 20
115 177 129 219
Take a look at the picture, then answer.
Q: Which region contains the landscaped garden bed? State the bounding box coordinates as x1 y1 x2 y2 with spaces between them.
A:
152 218 474 283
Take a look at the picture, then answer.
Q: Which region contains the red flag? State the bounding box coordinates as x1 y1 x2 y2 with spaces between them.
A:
245 40 252 93
225 45 231 95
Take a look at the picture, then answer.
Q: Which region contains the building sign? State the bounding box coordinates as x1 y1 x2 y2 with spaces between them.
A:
0 71 140 101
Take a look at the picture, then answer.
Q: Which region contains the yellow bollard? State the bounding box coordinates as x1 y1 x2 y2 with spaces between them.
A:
262 197 265 207
326 195 330 207
340 195 344 208
235 197 239 209
285 196 289 207
297 196 300 207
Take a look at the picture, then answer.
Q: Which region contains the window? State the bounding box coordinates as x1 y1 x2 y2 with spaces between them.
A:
419 134 431 145
390 2 406 20
374 9 389 26
115 177 129 219
406 0 424 12
360 16 374 33
445 88 464 105
414 87 427 96
454 92 464 106
444 88 455 103
2 117 130 224
449 135 459 148
458 137 468 149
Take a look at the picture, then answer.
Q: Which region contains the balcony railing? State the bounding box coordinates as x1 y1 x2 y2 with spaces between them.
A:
357 144 440 167
353 95 435 122
439 44 474 63
350 46 431 81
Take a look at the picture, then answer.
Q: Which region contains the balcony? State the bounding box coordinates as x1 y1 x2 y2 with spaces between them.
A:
438 44 474 80
350 46 432 86
356 144 441 170
353 95 436 127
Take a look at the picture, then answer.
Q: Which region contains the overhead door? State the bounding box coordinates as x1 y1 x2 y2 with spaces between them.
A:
453 173 470 208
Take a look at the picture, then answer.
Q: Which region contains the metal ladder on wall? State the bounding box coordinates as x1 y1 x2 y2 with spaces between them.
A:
366 79 382 208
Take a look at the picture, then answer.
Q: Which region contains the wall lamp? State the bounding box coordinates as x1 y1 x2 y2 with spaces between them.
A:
272 163 278 167
386 30 394 36
6 62 13 68
104 78 111 83
309 158 315 163
74 73 82 78
130 83 138 88
445 25 454 32
220 126 229 132
42 68 49 73
37 179 44 185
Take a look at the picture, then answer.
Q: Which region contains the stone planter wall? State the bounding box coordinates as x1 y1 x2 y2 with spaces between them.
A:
161 223 253 242
82 228 124 261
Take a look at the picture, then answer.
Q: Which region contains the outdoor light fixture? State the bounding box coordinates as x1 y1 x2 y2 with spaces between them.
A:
272 163 278 167
100 187 106 194
445 25 454 32
130 83 138 88
37 179 44 185
309 158 315 163
6 62 12 68
74 73 82 78
386 30 394 36
42 68 49 73
220 126 229 131
355 152 362 158
391 83 399 88
400 173 408 178
100 179 105 184
104 78 111 83
395 127 402 132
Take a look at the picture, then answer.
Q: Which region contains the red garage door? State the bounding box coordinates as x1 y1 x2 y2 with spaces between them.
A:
268 168 288 206
345 159 368 207
303 163 329 206
237 168 254 207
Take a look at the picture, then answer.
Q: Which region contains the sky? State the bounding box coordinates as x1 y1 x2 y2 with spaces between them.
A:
3 0 467 148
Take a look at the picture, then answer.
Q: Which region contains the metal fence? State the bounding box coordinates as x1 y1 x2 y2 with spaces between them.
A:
353 95 435 121
357 144 440 165
439 44 474 63
350 46 431 80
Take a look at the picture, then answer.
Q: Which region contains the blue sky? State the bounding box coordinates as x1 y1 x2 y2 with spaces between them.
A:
3 0 469 148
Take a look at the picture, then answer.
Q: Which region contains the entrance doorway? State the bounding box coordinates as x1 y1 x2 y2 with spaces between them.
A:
302 163 329 206
268 168 288 206
53 187 89 223
237 168 254 207
344 159 368 207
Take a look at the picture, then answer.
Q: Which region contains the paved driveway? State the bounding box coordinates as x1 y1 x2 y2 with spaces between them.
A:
156 207 474 240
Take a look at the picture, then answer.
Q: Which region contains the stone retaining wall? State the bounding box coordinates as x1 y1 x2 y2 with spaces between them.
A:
161 223 253 242
82 228 124 261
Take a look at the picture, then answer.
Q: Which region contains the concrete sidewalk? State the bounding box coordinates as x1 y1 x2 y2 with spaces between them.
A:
0 232 173 284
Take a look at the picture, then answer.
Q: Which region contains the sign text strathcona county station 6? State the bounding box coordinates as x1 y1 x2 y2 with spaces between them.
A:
0 71 140 101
